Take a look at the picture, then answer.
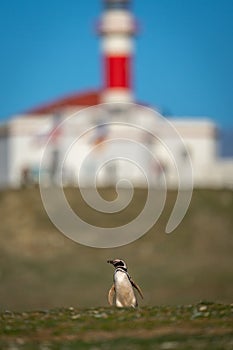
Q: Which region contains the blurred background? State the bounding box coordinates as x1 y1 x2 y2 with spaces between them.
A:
0 188 232 311
0 0 233 311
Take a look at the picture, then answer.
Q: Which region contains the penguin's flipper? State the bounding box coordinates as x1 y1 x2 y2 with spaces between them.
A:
130 279 144 299
108 284 115 305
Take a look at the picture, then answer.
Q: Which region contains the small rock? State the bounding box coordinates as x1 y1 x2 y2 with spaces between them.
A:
191 311 202 319
199 305 207 312
71 314 80 320
94 312 108 319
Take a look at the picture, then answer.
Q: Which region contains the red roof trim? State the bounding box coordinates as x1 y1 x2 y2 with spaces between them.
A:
26 90 101 115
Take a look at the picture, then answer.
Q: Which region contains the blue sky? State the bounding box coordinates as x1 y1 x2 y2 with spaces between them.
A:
0 0 233 128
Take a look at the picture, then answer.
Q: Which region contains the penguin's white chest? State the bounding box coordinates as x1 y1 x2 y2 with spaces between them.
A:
114 270 137 307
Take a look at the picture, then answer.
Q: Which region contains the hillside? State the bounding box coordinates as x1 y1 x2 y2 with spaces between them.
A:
0 188 232 311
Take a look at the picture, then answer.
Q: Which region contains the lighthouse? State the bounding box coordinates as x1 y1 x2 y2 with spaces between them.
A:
99 0 136 103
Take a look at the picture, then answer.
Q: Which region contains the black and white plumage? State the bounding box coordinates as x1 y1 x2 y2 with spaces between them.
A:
107 259 143 308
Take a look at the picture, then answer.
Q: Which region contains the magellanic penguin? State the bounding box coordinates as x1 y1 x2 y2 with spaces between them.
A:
107 259 143 308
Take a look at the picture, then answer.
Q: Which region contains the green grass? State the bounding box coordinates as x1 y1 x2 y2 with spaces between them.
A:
0 303 232 349
0 188 233 311
0 188 233 348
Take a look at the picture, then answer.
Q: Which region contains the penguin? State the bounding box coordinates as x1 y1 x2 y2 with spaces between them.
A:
107 259 143 308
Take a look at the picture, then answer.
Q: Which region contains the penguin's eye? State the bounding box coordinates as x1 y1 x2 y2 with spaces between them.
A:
115 261 125 267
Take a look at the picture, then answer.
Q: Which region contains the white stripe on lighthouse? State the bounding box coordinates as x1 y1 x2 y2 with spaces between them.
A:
102 35 133 55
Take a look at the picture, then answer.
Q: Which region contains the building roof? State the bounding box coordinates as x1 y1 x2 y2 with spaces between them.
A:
26 90 101 115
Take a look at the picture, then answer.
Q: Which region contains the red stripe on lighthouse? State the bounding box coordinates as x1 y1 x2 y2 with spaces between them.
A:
105 56 131 89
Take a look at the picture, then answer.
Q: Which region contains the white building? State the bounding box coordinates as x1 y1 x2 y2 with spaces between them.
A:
0 92 232 189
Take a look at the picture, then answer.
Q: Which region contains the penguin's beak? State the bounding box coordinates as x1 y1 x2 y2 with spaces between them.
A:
107 260 114 265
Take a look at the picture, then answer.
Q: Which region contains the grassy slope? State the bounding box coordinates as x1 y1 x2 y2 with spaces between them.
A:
0 188 232 311
0 303 232 349
0 188 232 348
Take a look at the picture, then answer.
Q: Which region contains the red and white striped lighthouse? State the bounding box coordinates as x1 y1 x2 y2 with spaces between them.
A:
99 0 136 103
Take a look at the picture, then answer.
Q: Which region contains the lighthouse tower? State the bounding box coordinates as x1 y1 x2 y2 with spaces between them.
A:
99 0 136 103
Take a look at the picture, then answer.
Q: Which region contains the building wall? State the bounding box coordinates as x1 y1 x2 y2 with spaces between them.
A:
1 108 232 189
0 133 9 187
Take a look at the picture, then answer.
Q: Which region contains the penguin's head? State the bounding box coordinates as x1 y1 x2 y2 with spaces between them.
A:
107 259 127 271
